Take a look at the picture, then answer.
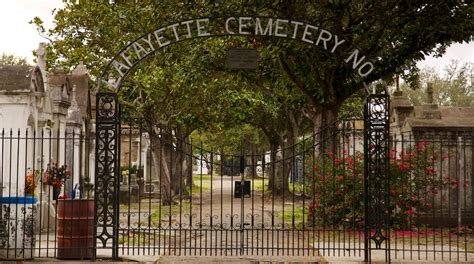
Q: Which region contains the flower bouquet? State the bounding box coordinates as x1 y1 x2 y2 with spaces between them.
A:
25 169 40 196
43 163 71 199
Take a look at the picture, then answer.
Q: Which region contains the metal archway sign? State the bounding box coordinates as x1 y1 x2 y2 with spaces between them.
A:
94 15 389 262
96 16 375 92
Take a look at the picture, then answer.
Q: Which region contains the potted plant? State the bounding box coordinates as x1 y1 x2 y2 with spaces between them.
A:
42 163 71 200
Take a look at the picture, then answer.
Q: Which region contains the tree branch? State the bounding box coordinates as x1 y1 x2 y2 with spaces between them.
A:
279 56 320 110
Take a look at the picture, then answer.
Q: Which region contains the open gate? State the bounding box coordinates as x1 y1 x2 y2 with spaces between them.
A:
94 87 391 260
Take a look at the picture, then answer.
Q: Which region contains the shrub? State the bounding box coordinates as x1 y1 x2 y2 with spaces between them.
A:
306 142 452 228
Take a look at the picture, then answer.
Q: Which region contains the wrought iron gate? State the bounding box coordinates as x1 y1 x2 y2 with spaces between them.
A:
89 86 474 263
94 88 392 260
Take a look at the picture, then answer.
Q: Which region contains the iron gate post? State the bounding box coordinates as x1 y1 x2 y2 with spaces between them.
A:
364 89 390 262
94 92 120 259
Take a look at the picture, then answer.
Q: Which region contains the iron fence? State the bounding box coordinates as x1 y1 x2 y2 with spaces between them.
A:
0 128 94 259
0 125 473 261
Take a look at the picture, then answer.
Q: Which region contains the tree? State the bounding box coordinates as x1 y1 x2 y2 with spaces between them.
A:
120 38 251 204
0 53 27 65
33 1 473 202
263 1 472 151
401 61 473 106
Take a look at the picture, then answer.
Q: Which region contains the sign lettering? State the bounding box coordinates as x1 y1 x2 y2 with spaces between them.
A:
102 16 375 89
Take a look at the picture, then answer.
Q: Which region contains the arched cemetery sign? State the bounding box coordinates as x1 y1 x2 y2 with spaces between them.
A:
97 16 376 91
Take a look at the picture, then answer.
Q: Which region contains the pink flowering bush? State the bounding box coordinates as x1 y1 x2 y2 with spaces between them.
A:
307 142 457 228
306 151 364 226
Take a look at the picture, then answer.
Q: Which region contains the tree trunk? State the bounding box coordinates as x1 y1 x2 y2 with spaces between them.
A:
150 135 172 205
244 141 257 177
315 106 339 156
267 141 279 191
269 138 295 197
170 139 187 198
182 137 193 198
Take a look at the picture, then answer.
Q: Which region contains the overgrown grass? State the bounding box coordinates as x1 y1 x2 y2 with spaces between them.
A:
276 205 308 223
251 178 269 192
250 178 305 194
187 174 212 194
118 231 169 245
289 183 306 193
118 232 156 245
148 201 191 226
120 202 161 212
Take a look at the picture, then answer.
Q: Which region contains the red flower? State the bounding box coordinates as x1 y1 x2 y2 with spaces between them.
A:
345 156 354 164
405 209 414 216
416 142 427 151
390 150 396 159
43 163 70 189
338 175 344 184
398 162 410 171
424 166 435 174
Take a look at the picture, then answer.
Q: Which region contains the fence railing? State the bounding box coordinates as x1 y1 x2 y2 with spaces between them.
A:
0 128 94 259
0 126 473 261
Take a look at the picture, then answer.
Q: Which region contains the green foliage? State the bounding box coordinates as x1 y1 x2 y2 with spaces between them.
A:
0 53 28 65
270 1 473 117
31 1 473 158
191 124 266 155
402 61 473 106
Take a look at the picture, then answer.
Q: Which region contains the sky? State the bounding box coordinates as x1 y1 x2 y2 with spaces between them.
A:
0 0 472 74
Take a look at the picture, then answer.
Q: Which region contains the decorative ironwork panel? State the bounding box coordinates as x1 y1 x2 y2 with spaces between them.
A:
364 93 390 261
95 92 120 258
